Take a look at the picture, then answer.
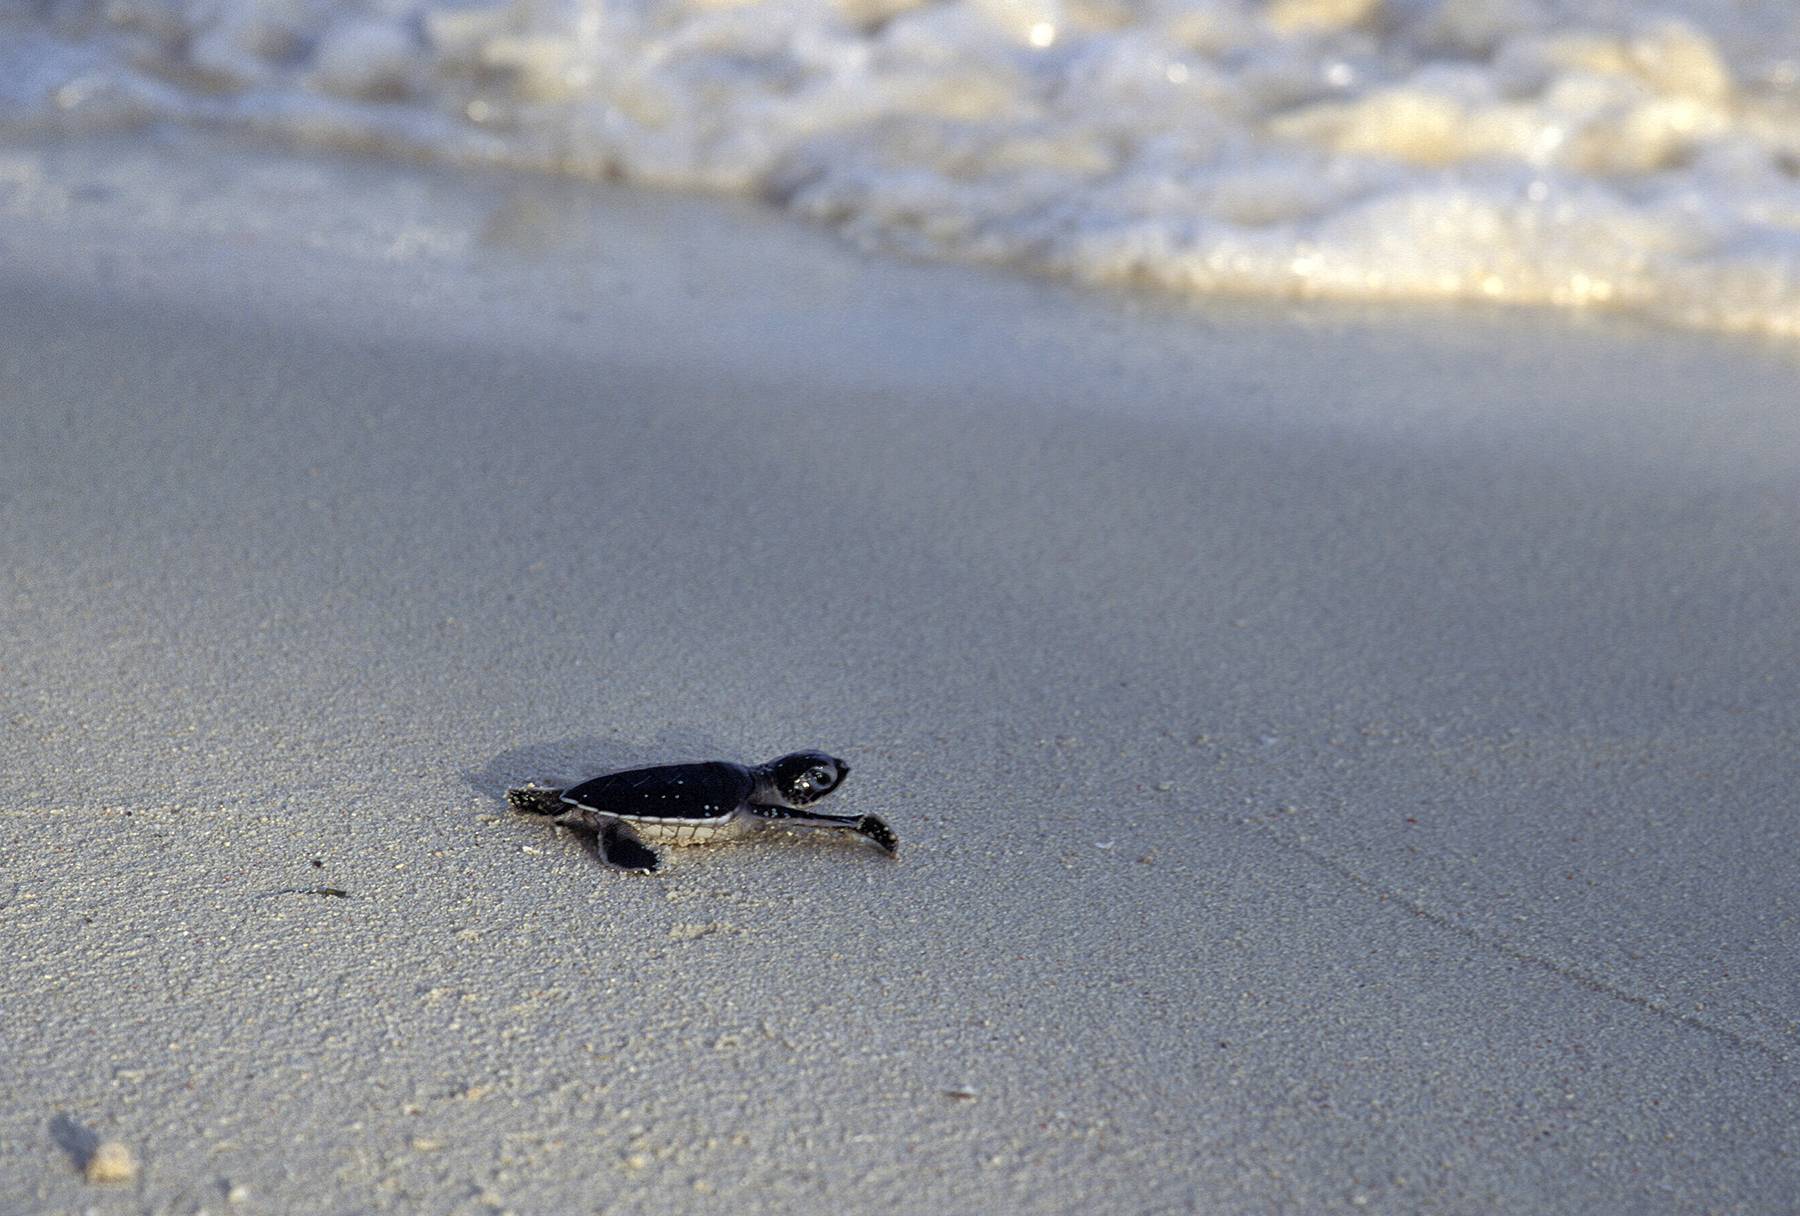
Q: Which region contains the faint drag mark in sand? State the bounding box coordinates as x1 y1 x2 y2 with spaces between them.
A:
0 804 241 818
1263 827 1794 1063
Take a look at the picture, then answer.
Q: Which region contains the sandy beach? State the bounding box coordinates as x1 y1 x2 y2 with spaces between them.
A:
2 132 1798 1214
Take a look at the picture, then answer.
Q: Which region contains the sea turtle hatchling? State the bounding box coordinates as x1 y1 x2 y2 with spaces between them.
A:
507 751 896 873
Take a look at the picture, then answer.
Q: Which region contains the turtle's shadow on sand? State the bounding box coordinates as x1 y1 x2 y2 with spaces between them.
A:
48 1114 98 1174
462 728 744 807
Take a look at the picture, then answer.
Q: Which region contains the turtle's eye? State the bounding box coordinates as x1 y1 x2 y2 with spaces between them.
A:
804 766 834 790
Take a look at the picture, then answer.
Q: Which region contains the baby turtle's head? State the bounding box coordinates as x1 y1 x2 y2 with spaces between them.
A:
760 751 850 808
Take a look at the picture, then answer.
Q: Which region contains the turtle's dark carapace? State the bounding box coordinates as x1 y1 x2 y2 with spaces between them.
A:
563 761 754 820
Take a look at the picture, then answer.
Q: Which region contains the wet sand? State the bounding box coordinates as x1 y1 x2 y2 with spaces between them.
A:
2 133 1797 1214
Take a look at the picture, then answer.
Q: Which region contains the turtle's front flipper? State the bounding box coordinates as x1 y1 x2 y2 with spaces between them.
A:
750 806 899 858
595 820 663 873
854 814 899 857
553 809 662 874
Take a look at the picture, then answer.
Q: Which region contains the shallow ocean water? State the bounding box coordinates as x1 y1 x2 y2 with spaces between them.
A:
4 0 1799 336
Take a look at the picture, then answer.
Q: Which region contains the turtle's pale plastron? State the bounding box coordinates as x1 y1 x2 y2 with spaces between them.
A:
507 751 896 873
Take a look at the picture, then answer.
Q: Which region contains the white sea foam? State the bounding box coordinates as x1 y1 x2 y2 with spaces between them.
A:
4 0 1799 335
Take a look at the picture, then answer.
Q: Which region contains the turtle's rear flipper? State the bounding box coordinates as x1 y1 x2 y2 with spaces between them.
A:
507 784 566 815
592 820 662 874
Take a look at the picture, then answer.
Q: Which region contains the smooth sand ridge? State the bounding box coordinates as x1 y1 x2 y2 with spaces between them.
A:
2 134 1798 1214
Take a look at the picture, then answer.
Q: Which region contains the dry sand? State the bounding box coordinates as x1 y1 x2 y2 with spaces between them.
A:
2 132 1798 1214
